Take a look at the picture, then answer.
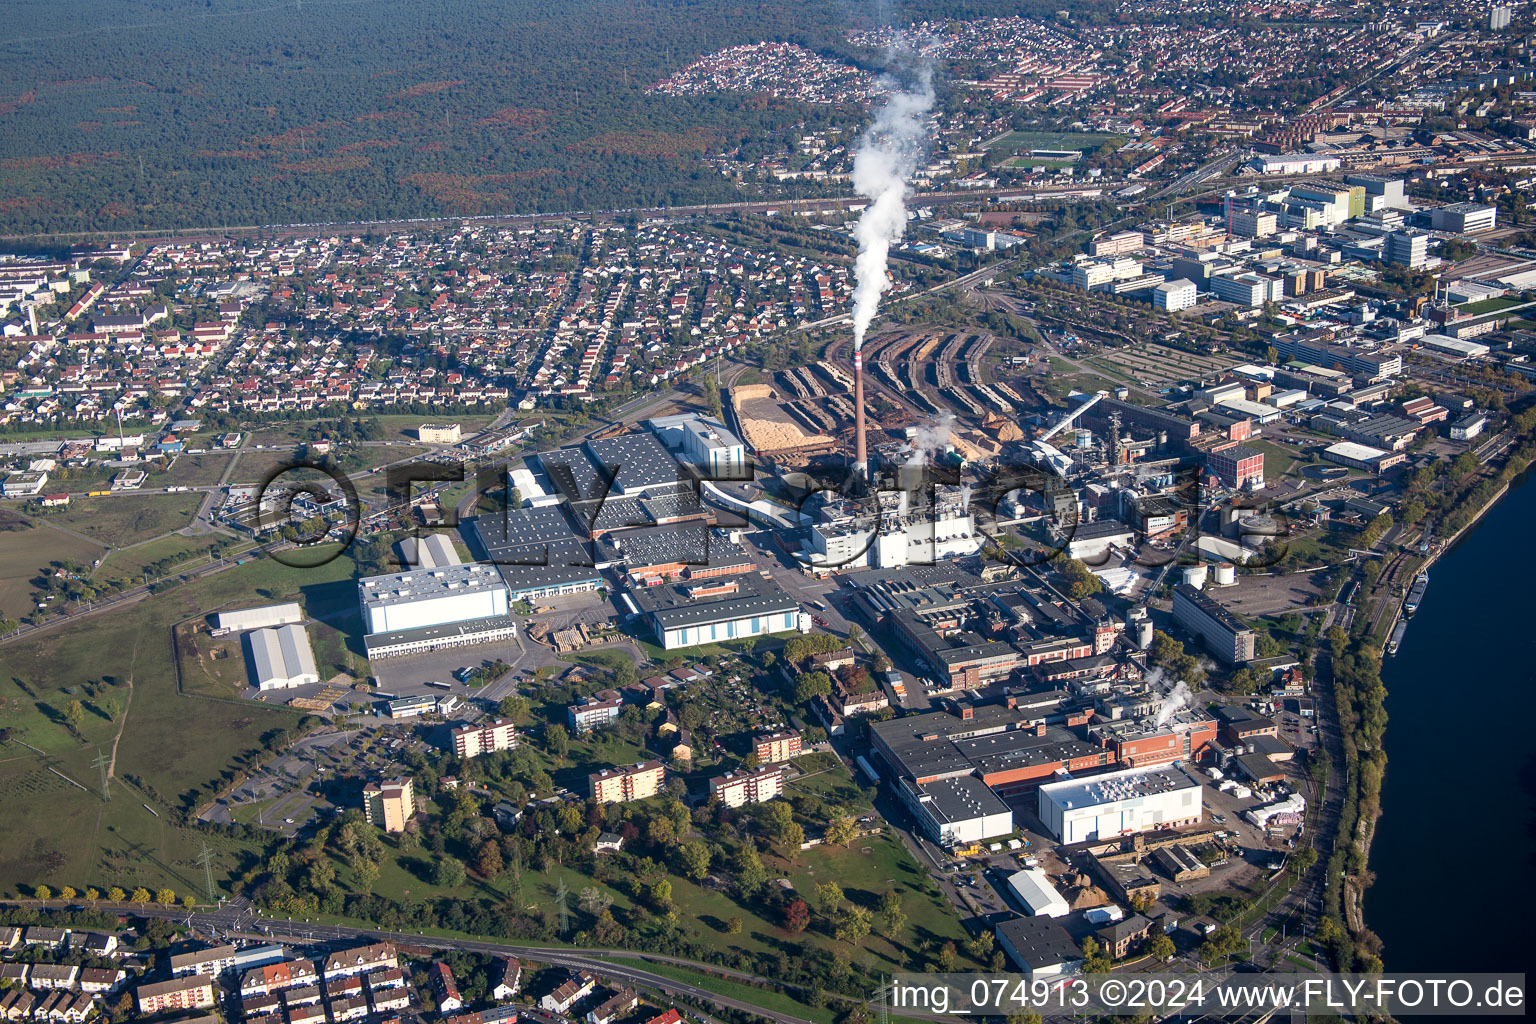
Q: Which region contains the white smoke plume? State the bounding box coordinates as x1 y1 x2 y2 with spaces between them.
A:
904 409 953 467
850 59 935 352
1155 677 1194 729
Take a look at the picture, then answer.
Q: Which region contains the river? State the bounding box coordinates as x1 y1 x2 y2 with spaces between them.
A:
1366 470 1536 971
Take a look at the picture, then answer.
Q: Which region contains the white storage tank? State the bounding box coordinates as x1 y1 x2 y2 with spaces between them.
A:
1135 618 1154 650
1213 562 1237 586
1184 564 1209 590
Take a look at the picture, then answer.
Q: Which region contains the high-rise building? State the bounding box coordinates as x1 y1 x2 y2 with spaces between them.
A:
450 719 518 759
708 765 785 807
753 729 803 763
1385 231 1429 268
362 777 415 833
1491 5 1511 29
588 761 665 804
1152 279 1198 312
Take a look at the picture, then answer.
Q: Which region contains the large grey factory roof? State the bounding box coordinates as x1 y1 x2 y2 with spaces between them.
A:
913 774 1011 826
359 563 507 610
871 704 1037 779
631 569 797 630
604 522 745 569
475 504 582 552
534 447 607 503
958 725 1105 777
995 916 1082 971
585 433 688 495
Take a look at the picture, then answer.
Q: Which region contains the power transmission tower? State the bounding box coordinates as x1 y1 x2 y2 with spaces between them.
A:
91 748 111 801
196 842 216 904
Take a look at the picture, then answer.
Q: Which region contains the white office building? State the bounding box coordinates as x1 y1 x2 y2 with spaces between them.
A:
1037 764 1203 844
1152 279 1198 312
1211 272 1284 307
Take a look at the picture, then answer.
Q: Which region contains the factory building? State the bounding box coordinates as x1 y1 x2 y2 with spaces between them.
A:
1430 202 1497 234
398 533 461 570
896 774 1014 848
647 413 749 480
806 488 980 571
995 916 1084 977
245 624 320 690
359 563 519 660
360 564 509 634
589 761 665 804
1172 583 1256 664
1205 445 1265 490
1322 441 1407 473
609 523 755 586
630 568 800 649
1037 764 1203 844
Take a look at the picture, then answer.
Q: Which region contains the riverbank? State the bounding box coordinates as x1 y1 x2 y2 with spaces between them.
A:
1329 430 1535 969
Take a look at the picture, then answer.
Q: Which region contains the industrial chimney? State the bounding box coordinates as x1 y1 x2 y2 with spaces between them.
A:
853 345 868 481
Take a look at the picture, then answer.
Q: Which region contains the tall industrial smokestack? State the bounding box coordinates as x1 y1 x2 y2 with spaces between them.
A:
853 347 868 480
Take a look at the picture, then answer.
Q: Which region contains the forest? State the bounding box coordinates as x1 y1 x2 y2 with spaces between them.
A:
0 0 1078 236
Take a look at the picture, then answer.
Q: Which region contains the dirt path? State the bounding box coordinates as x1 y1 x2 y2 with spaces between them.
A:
105 634 140 779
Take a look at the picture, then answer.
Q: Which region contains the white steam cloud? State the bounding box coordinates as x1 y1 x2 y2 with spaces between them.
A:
850 60 935 352
1145 665 1194 730
905 409 953 467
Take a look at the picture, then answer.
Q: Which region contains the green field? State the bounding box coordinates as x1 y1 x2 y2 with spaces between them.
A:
1456 295 1527 315
1005 157 1078 170
0 546 362 895
0 523 105 621
985 130 1123 153
156 452 237 487
1245 439 1310 481
100 533 247 581
41 492 205 548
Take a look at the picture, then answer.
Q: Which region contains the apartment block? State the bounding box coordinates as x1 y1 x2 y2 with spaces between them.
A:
708 765 785 807
363 777 415 833
450 718 518 758
588 761 665 804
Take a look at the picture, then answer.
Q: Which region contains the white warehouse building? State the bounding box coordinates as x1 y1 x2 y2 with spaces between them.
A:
245 624 320 690
215 602 304 634
1037 764 1203 845
1006 868 1071 918
359 564 510 634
